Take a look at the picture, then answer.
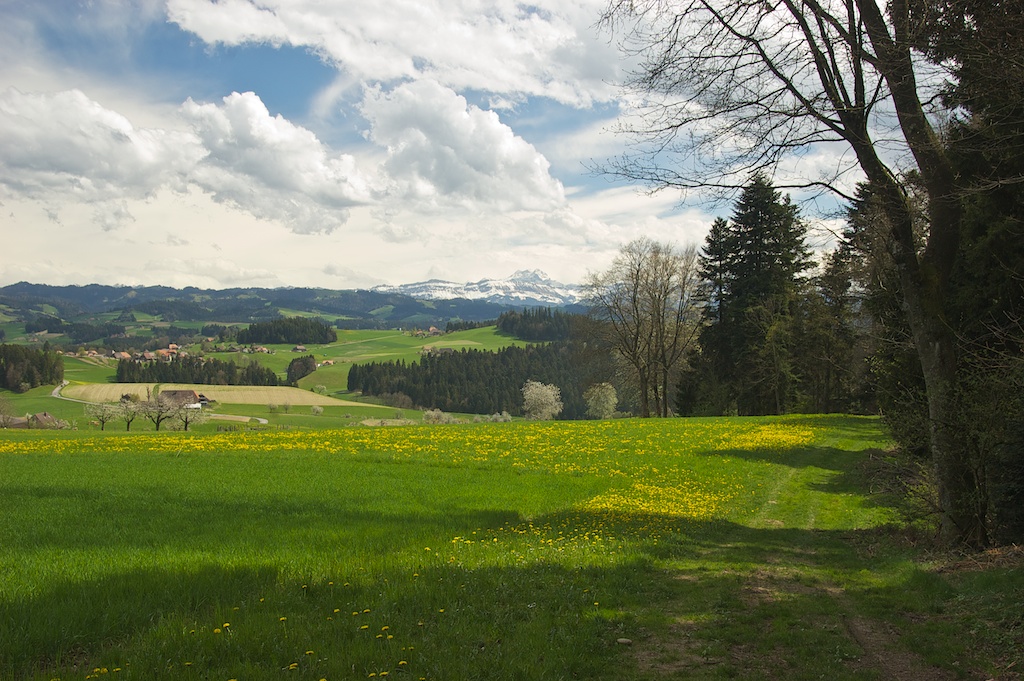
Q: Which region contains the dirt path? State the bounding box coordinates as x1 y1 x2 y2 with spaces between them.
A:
629 564 970 680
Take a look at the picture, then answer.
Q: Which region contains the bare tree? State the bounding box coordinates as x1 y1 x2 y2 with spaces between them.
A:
118 397 139 432
174 404 209 432
585 238 701 417
602 0 986 545
143 395 178 432
0 395 15 428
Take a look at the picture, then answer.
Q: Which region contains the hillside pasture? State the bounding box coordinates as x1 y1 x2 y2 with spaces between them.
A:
62 355 119 384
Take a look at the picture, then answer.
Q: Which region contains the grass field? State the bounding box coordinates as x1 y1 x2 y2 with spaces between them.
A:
1 415 1020 680
48 327 528 399
0 327 527 429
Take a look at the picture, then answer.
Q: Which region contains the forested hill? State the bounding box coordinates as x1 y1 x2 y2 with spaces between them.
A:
0 283 534 327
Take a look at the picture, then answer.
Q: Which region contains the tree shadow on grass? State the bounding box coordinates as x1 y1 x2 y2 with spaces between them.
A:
1 509 976 681
707 442 896 511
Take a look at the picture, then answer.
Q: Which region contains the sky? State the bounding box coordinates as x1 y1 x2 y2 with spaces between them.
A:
0 0 835 290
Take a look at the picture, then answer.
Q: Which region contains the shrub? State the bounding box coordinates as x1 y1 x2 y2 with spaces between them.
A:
423 409 460 424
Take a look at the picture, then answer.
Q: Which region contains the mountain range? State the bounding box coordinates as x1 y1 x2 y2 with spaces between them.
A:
0 272 585 329
372 270 583 306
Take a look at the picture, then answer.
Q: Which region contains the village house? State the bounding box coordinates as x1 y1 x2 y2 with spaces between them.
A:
5 412 61 430
160 390 202 408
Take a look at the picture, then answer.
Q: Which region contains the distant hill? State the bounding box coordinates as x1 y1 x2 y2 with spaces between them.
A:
0 281 580 329
372 270 583 307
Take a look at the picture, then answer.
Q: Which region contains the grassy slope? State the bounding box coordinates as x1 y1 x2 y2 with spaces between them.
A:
0 416 1020 680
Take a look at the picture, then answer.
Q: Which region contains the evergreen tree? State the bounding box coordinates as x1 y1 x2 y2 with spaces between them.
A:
286 355 318 385
694 174 811 415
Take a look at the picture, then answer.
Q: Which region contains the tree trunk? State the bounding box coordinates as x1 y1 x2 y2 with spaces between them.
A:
869 172 989 547
856 0 988 547
896 213 989 547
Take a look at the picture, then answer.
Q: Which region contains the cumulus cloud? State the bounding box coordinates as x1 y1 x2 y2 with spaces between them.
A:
362 80 565 213
181 91 373 233
0 88 199 205
165 0 619 107
0 87 373 235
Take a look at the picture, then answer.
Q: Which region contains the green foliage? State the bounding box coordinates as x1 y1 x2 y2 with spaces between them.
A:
694 174 813 416
201 323 238 341
286 355 317 385
237 317 337 345
496 307 577 341
24 315 125 343
116 355 280 386
0 343 63 392
348 341 604 418
583 382 617 420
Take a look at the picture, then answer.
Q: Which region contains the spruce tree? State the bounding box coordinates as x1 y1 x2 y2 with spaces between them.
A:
694 174 811 415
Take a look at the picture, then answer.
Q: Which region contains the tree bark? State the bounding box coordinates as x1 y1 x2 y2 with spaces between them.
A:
856 0 987 547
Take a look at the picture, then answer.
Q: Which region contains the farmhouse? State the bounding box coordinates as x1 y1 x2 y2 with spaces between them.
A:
160 390 202 408
4 412 61 430
30 412 58 428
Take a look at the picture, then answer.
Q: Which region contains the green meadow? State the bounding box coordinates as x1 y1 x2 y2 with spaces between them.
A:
2 416 1020 680
53 326 526 401
5 327 528 431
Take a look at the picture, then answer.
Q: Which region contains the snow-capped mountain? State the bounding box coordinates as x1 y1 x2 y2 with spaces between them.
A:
372 270 583 307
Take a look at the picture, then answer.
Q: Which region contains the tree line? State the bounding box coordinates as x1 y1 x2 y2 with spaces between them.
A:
495 308 575 341
0 343 64 393
348 342 605 419
236 317 337 345
115 355 280 386
25 316 126 344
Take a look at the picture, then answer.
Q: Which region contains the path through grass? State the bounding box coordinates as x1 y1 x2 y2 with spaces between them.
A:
1 416 1020 680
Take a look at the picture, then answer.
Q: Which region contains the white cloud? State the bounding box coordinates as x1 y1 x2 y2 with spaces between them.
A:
362 80 566 213
0 88 199 206
0 87 374 235
165 0 619 107
182 91 374 234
